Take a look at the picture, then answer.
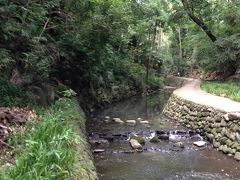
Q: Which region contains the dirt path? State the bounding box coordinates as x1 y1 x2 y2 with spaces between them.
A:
173 78 240 113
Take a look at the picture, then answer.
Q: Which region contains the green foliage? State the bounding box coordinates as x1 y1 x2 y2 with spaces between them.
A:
2 98 96 180
0 0 166 109
0 48 12 67
147 72 164 90
60 89 77 98
0 77 31 107
201 81 240 102
166 0 240 76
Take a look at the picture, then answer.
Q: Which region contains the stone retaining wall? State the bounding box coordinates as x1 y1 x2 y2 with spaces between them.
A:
165 76 194 88
164 94 240 161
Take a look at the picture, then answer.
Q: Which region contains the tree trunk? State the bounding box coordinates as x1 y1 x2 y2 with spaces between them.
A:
181 0 217 42
178 27 183 59
146 22 157 84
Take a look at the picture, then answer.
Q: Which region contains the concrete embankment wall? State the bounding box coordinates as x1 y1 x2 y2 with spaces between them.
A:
73 102 98 179
163 77 240 161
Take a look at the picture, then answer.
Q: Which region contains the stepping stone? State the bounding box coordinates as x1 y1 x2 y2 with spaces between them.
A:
112 118 124 123
193 141 207 147
126 120 136 124
93 149 105 153
140 120 149 124
104 116 110 122
105 116 110 120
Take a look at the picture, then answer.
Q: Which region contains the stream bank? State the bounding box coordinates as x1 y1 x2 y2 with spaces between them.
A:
87 91 240 180
0 98 98 180
164 76 240 161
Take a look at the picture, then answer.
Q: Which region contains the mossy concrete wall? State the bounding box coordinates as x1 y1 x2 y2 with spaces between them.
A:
164 94 240 161
74 104 98 179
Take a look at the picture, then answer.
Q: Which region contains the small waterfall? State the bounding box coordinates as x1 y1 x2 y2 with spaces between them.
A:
169 130 203 142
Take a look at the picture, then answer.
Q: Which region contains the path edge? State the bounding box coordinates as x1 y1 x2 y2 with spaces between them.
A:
163 77 240 161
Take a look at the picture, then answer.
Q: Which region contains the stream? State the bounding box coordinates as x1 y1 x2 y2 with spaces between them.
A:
87 91 240 180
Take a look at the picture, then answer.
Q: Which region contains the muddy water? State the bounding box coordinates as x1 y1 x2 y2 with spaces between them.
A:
87 92 240 180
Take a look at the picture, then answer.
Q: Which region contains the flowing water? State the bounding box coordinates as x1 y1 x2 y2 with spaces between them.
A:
87 91 240 180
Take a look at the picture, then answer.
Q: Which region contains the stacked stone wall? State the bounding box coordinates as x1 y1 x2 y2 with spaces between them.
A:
164 94 240 161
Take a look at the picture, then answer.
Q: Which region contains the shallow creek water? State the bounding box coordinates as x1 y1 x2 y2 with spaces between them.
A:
87 91 240 180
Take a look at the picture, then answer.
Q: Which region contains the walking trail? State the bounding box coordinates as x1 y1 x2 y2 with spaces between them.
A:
173 77 240 113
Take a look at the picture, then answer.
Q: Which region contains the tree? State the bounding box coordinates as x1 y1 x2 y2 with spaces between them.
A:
181 0 217 42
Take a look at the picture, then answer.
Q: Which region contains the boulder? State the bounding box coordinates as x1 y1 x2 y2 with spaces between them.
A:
193 141 207 147
129 139 142 149
131 136 145 145
112 118 124 124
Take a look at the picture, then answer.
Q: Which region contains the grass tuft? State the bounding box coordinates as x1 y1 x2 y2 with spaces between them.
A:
201 81 240 102
1 98 97 180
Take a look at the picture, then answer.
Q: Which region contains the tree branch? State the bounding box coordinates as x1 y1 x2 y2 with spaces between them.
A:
181 0 217 42
39 18 50 39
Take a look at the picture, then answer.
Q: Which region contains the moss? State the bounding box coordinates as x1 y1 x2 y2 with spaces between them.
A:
68 100 97 180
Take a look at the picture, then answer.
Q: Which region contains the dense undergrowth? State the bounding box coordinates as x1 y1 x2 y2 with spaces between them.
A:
0 77 31 107
0 98 96 180
0 0 166 111
201 81 240 102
